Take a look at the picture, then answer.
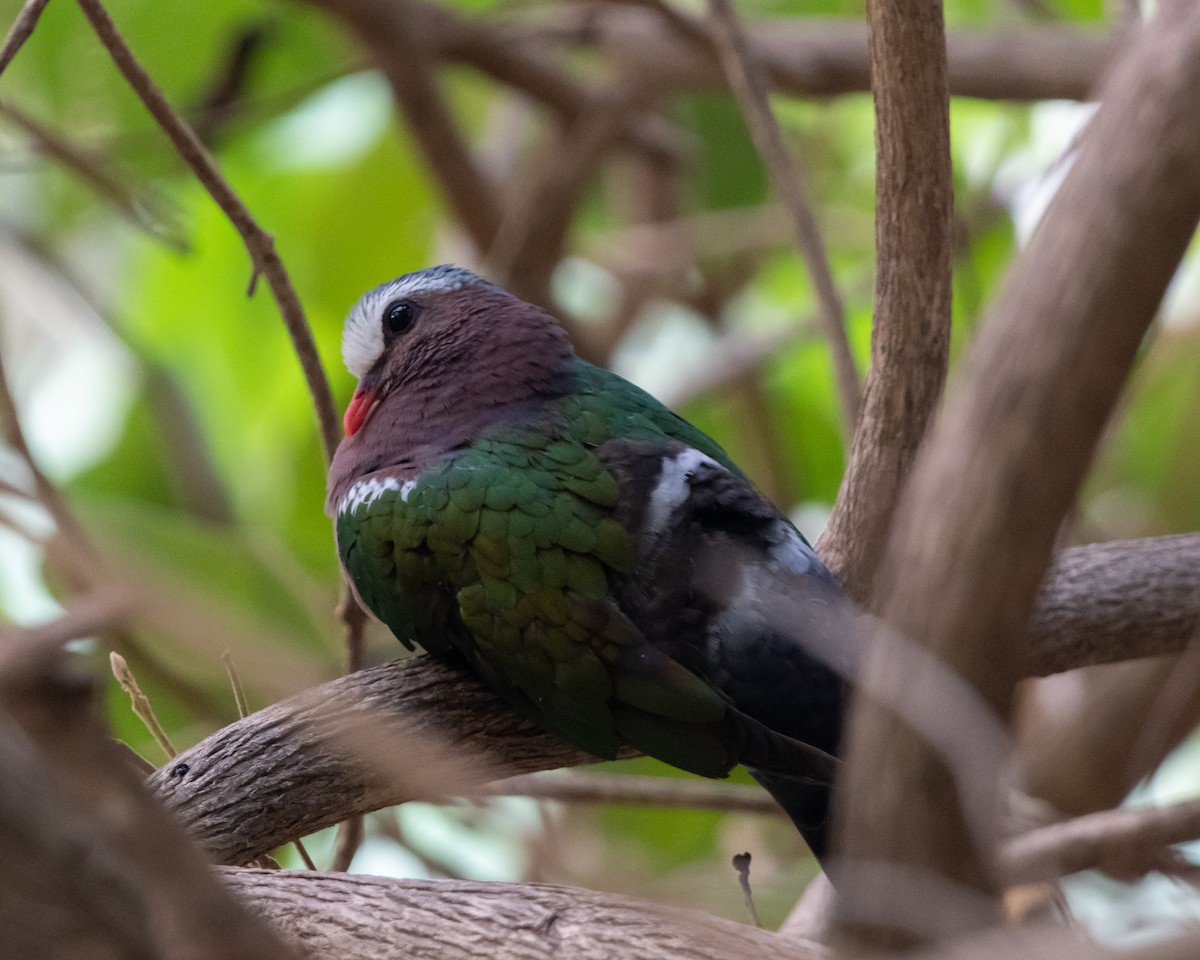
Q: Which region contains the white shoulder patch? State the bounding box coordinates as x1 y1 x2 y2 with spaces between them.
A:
644 447 719 542
342 265 498 378
338 476 415 515
768 521 817 575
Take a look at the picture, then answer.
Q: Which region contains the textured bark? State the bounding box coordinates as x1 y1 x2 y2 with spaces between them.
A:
224 869 825 960
150 534 1200 867
150 656 626 865
817 0 952 605
1025 534 1200 676
833 6 1200 943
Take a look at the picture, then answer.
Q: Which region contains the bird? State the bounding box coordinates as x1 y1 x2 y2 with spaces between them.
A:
327 265 858 861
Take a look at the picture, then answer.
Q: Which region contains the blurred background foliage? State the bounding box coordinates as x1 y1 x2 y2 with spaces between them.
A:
0 0 1197 936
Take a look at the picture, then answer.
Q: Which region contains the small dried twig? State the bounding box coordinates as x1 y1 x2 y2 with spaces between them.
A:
221 650 250 719
73 0 339 463
705 0 861 439
329 815 363 872
110 652 176 761
0 0 49 77
731 851 763 928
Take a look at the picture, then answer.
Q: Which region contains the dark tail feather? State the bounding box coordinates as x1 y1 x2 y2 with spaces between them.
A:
750 770 834 864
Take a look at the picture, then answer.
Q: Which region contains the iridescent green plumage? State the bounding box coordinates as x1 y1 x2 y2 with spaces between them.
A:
331 268 852 861
337 361 749 773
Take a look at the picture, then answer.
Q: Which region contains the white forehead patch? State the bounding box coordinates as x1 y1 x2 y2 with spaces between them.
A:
341 265 498 379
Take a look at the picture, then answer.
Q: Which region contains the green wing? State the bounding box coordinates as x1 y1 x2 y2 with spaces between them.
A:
336 409 745 777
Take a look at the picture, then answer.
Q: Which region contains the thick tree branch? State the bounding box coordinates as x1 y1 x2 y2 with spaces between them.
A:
833 6 1200 943
150 534 1200 866
150 657 621 865
546 9 1115 102
1025 533 1200 676
817 0 952 604
224 868 825 960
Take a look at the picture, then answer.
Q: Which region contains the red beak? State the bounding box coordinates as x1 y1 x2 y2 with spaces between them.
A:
343 387 380 437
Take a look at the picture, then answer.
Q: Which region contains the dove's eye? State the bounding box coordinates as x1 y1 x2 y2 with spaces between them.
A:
383 300 419 337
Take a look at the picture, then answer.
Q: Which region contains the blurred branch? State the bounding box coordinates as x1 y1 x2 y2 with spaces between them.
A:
0 101 184 249
0 641 297 960
152 534 1200 866
0 0 49 77
224 868 825 960
705 0 861 440
305 0 503 254
488 93 635 306
474 770 784 815
411 0 688 163
835 6 1200 944
552 8 1115 102
73 0 341 464
817 0 953 607
1003 798 1200 886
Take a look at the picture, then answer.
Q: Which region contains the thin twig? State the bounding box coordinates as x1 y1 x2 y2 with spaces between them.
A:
732 852 763 928
0 100 184 249
705 0 861 439
0 0 49 77
110 652 177 761
221 650 250 718
330 815 363 872
73 0 339 463
336 585 368 674
471 771 785 815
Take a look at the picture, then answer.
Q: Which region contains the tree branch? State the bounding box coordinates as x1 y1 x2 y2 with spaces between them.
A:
705 0 861 440
73 0 340 464
564 9 1116 103
0 0 49 78
150 534 1200 867
833 6 1200 943
1003 797 1200 886
223 868 824 960
476 771 783 816
817 0 953 605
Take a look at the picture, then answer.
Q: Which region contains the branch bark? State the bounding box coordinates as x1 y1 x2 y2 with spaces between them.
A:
817 0 952 604
833 6 1200 944
224 868 826 960
150 533 1200 867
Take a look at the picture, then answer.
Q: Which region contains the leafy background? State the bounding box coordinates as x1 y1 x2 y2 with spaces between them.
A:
0 0 1197 939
